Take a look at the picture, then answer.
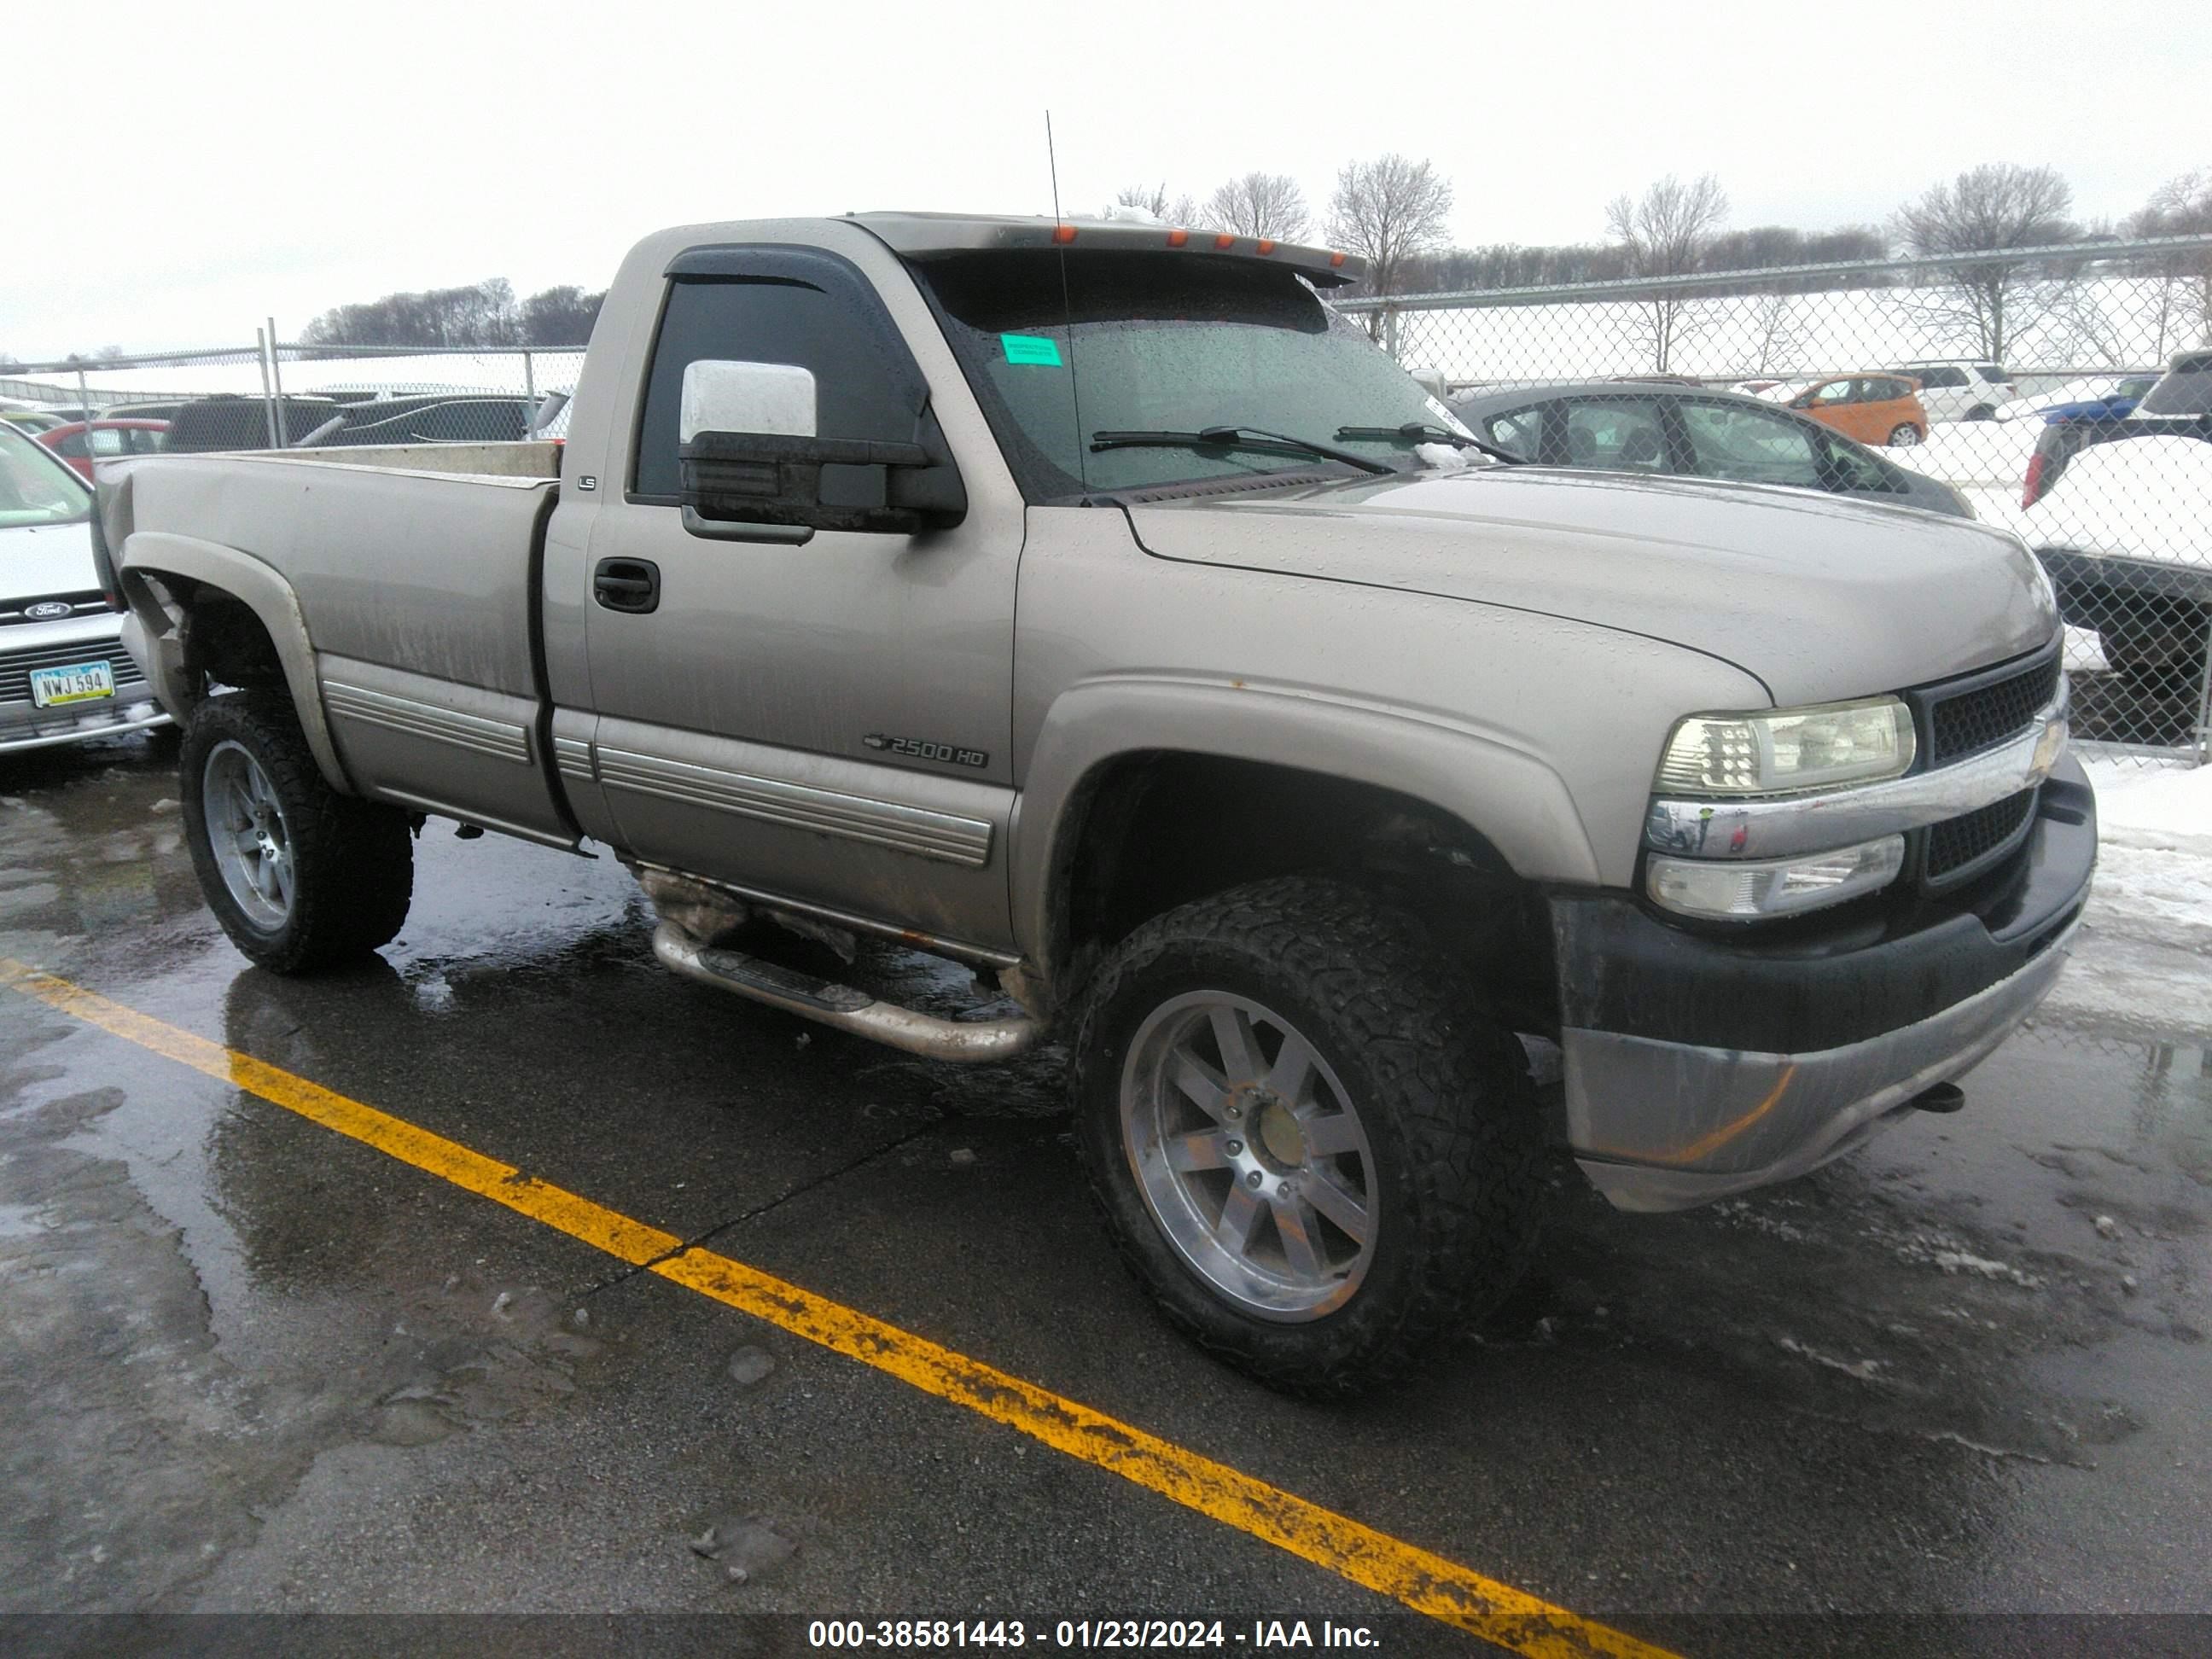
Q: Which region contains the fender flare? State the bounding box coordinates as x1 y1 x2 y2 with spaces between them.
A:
1010 676 1602 975
117 531 352 792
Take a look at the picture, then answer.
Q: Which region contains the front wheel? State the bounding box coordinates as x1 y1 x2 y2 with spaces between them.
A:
1888 423 1924 447
181 693 414 973
1073 877 1544 1397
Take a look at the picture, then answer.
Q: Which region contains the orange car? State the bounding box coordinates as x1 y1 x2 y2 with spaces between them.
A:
1785 373 1930 448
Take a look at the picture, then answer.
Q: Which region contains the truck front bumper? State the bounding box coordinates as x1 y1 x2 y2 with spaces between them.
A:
1551 756 2097 1212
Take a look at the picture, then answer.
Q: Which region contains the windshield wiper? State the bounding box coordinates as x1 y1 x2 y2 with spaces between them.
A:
1334 422 1528 467
1089 425 1395 476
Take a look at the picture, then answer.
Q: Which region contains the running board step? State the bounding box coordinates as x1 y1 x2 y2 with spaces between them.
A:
650 922 1039 1062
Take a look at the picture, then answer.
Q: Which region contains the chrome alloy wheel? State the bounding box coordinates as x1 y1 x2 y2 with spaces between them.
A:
1121 990 1378 1321
203 739 294 931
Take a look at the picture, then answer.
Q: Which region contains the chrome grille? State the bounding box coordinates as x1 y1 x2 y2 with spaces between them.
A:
1925 651 2061 765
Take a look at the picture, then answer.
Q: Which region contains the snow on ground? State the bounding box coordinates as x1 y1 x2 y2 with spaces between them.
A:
2084 755 2212 849
2039 756 2212 1042
1892 418 2041 488
2064 626 2110 673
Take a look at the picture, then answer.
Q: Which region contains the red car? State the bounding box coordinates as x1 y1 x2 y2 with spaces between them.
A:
36 418 171 480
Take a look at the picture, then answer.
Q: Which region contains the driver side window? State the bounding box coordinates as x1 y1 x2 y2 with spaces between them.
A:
633 265 925 500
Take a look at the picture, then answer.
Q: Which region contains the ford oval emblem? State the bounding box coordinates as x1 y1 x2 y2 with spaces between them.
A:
26 601 74 621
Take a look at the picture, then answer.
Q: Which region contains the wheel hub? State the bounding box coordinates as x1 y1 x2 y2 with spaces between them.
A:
1120 989 1378 1323
1255 1095 1307 1169
203 739 296 933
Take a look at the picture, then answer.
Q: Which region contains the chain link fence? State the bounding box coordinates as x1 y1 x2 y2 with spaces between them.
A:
2 337 578 456
1338 234 2212 763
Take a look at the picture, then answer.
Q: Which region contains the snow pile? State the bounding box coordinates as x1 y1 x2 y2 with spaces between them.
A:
2039 756 2212 1042
1414 442 1475 472
2083 756 2212 851
1892 418 2040 489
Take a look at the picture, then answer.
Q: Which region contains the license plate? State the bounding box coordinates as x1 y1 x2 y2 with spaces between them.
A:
29 661 115 707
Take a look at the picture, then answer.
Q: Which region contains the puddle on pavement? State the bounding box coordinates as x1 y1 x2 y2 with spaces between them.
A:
1496 1016 2210 1472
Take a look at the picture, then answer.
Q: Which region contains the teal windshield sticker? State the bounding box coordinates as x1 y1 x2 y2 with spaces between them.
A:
1000 333 1063 367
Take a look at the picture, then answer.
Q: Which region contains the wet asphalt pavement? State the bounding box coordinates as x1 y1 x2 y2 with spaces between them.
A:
3 733 2209 1657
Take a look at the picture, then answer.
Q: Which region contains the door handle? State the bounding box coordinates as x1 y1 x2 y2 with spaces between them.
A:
592 557 661 614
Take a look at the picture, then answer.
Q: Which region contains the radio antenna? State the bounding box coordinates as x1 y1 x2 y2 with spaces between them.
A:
1045 110 1090 492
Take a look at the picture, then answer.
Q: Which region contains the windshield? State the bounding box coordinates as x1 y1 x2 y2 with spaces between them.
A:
2138 363 2212 417
910 250 1461 498
0 422 92 529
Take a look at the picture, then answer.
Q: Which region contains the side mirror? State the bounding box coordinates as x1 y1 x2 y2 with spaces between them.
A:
675 359 966 543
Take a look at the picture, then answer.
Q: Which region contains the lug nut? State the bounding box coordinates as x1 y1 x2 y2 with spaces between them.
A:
1225 1139 1243 1155
1226 1103 1243 1119
1245 1171 1263 1188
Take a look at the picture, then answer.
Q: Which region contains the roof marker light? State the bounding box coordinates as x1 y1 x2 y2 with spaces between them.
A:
1167 228 1189 247
1329 252 1347 268
1256 239 1276 254
1214 233 1235 250
1051 224 1077 245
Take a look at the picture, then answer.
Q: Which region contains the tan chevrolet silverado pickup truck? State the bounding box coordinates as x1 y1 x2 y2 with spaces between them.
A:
97 212 2095 1394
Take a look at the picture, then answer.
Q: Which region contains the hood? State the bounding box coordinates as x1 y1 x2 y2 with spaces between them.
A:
1 521 97 603
1124 466 2056 706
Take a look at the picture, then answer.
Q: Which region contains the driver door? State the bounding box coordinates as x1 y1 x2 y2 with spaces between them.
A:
579 247 1023 953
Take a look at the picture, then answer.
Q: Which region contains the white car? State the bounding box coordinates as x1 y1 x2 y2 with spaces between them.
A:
1996 434 2212 681
1994 373 2160 424
1895 361 2014 423
0 422 171 754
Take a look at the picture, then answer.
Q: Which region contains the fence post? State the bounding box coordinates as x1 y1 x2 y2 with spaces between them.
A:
1383 302 1400 362
522 347 536 408
74 366 91 424
2195 640 2212 767
255 327 280 449
266 317 289 447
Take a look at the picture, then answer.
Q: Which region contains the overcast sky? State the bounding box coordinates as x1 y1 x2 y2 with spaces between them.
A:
6 0 2206 361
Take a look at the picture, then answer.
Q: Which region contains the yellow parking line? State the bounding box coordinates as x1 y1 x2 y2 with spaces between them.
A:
1 958 1679 1659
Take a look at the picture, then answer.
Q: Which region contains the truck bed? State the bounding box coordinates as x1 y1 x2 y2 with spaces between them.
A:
114 446 574 845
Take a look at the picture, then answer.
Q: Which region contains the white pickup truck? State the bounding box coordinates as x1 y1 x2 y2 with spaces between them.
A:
98 212 2094 1394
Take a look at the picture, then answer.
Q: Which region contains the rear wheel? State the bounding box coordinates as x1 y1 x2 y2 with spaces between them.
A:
1966 405 1996 422
181 693 413 973
1073 877 1544 1397
1888 423 1923 447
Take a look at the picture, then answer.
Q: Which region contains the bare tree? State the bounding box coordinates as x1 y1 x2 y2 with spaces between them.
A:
1327 154 1453 348
519 285 607 347
2128 168 2212 353
1204 172 1311 242
303 278 522 348
1749 291 1803 376
1112 183 1197 224
1605 173 1728 371
1893 164 2079 360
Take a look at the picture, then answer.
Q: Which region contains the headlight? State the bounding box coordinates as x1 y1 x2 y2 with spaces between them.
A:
1656 696 1915 796
1649 835 1906 920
